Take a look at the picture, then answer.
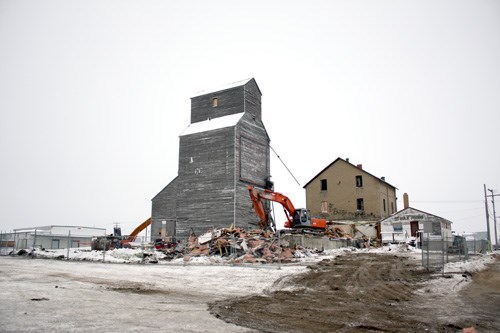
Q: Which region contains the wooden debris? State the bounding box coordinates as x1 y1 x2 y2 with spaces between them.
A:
157 224 380 263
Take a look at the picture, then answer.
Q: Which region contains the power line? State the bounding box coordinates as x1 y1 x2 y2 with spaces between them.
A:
452 214 488 222
269 144 301 187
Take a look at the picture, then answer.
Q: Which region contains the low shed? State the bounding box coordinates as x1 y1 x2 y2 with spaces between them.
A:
380 207 452 244
10 225 106 250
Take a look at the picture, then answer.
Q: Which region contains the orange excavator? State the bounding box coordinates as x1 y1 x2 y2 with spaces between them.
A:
248 186 326 232
121 217 152 247
91 218 152 250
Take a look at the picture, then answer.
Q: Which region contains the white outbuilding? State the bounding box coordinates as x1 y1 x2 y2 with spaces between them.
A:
380 207 452 244
9 225 106 250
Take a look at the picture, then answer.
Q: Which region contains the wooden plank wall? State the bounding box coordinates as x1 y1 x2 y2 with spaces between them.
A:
151 79 270 239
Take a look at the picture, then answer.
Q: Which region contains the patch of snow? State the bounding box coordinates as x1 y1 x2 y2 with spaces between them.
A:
180 113 244 136
444 254 494 274
416 254 495 297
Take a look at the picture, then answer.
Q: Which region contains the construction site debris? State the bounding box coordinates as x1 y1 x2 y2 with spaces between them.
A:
156 225 380 263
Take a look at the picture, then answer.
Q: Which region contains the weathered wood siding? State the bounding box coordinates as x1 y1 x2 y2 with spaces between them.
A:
175 126 237 237
235 112 270 227
191 87 245 123
243 78 262 120
190 78 262 124
152 78 269 239
151 177 178 239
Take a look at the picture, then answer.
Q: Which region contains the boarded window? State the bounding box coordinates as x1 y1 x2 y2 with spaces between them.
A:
320 179 327 191
356 198 364 211
321 201 328 213
356 175 363 187
212 97 219 107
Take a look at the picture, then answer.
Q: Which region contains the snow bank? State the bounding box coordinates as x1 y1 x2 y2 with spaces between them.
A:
415 254 496 298
31 247 157 264
22 244 494 273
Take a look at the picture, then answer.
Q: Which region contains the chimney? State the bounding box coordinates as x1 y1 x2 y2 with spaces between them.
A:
381 176 386 182
346 158 349 163
403 193 409 209
356 164 363 170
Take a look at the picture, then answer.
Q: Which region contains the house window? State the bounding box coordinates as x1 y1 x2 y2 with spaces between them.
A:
383 199 386 212
356 175 363 187
356 198 364 211
321 201 328 213
212 97 219 107
320 179 327 191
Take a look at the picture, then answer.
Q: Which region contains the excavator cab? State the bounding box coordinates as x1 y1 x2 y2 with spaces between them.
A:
293 209 312 227
292 208 327 229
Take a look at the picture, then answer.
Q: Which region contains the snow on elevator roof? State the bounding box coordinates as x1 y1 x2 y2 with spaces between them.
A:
191 78 252 98
180 113 244 136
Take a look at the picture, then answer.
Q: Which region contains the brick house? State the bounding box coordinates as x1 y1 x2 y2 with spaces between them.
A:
304 158 397 221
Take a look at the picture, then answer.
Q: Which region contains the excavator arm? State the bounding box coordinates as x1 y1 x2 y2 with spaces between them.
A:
125 217 152 242
248 186 296 230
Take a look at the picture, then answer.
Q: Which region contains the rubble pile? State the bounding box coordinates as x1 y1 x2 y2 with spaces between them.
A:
324 224 380 248
324 226 348 238
161 227 321 264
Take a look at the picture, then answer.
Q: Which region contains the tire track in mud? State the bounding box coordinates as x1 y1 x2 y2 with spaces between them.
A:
350 255 422 303
46 272 197 299
209 253 434 333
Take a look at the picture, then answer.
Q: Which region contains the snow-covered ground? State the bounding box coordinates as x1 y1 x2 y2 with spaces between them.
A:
0 245 495 332
26 245 354 265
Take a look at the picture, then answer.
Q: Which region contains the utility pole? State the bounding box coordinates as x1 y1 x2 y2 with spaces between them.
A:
488 188 499 248
484 184 491 249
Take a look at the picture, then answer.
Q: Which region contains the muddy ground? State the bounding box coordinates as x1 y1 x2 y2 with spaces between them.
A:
209 253 500 332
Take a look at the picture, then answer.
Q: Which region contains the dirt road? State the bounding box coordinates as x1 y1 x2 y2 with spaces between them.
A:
209 253 500 332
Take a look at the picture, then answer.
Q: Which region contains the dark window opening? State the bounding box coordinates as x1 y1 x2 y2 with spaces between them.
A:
391 202 394 213
383 199 386 212
356 175 363 187
320 179 327 191
357 198 364 211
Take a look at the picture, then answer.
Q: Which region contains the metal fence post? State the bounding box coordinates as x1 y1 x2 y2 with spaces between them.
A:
66 231 71 260
426 234 429 270
278 230 281 270
12 231 17 255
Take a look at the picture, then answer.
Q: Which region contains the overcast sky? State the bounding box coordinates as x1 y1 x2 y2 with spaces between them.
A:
1 0 499 239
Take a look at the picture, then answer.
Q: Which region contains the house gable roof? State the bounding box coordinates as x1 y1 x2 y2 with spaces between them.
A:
303 157 396 189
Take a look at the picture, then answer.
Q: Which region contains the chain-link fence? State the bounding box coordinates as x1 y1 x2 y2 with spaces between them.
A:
0 232 15 255
421 234 469 271
465 238 488 254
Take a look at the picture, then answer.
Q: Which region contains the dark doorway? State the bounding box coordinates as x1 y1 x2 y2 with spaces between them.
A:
410 221 419 237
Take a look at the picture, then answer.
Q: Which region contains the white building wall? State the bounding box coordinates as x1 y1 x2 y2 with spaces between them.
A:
380 208 452 244
7 225 106 250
